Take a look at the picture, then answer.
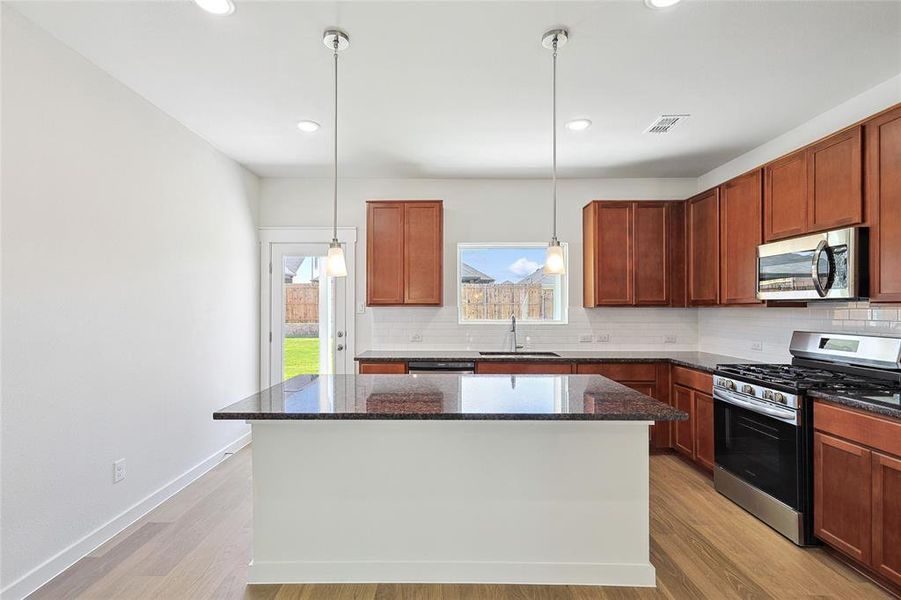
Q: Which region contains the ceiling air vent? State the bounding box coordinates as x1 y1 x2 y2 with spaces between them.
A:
645 114 690 134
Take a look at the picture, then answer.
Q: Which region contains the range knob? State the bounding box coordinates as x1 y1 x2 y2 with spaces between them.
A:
742 384 755 395
774 392 786 405
763 390 775 401
724 379 736 391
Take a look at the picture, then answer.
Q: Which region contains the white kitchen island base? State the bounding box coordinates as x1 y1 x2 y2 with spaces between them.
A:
248 419 655 587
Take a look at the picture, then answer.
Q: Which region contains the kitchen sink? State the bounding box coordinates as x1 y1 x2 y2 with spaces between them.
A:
479 351 561 357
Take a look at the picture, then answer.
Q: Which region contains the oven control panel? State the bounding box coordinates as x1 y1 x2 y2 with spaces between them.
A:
714 377 801 410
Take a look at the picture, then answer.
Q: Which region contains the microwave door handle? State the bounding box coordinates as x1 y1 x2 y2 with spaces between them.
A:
811 240 829 298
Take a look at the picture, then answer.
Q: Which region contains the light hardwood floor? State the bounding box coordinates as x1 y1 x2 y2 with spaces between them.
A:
29 447 892 600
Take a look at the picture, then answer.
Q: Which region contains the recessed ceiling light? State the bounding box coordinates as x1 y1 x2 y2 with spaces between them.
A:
644 0 681 9
565 119 592 131
193 0 235 16
296 120 320 133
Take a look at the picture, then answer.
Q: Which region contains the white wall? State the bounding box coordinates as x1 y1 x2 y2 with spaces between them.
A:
260 177 700 352
0 9 259 599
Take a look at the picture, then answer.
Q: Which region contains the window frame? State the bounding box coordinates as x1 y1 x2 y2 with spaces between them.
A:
455 242 569 325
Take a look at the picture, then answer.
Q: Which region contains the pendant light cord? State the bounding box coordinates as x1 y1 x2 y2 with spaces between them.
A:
332 36 339 244
551 36 558 243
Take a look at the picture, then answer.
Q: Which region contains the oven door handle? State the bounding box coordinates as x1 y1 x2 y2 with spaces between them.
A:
714 389 799 426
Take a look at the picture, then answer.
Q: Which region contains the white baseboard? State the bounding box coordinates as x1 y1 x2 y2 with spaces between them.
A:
0 431 252 600
248 560 657 587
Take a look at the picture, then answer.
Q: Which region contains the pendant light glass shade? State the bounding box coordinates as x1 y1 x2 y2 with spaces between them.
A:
326 241 348 277
544 240 565 275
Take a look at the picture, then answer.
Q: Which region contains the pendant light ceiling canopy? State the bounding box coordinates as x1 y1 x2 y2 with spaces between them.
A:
542 27 567 276
324 28 349 278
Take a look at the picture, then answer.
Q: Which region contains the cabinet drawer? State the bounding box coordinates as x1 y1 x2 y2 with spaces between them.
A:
359 362 408 374
814 401 901 457
475 362 573 375
671 366 713 393
575 362 657 381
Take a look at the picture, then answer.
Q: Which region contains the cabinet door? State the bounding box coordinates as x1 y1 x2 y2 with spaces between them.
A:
687 189 720 306
807 127 863 232
634 202 670 306
872 451 901 586
359 362 407 374
475 362 573 375
813 432 872 564
764 150 808 241
672 384 694 458
694 391 715 470
594 202 634 305
720 171 763 305
367 202 405 305
403 202 443 305
866 106 901 302
668 202 688 307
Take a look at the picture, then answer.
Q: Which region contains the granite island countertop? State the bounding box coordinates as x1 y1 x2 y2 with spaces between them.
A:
214 373 688 421
355 350 753 374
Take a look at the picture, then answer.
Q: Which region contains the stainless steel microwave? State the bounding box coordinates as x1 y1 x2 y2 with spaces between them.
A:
756 227 868 301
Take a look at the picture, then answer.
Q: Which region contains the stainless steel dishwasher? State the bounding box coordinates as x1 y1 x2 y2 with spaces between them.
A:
407 361 475 374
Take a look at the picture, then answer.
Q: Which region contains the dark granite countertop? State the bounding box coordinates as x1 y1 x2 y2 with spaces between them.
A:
354 350 752 374
809 389 901 420
214 373 688 421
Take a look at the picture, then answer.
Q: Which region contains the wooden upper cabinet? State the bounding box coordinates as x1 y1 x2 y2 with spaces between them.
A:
687 189 720 306
366 200 443 306
866 105 901 302
814 431 872 565
764 149 808 241
720 170 763 305
367 202 405 305
593 202 634 305
403 202 443 304
872 451 901 587
634 203 670 306
583 201 671 307
807 126 863 232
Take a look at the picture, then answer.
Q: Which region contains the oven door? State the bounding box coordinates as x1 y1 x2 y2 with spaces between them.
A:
756 228 858 301
714 389 804 510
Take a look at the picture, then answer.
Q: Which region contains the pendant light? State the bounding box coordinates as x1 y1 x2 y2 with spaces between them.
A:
324 29 349 277
542 28 568 276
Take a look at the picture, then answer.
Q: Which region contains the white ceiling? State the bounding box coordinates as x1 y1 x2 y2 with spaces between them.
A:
11 1 901 179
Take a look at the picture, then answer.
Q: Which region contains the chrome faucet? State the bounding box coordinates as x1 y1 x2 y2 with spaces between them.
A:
510 314 524 353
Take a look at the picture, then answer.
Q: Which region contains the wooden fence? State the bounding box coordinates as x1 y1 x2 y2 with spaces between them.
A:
460 283 555 321
285 283 319 323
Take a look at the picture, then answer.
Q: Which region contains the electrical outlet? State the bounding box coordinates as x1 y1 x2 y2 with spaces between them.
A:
596 334 610 343
751 341 763 352
409 333 423 343
356 302 366 314
113 459 126 483
664 335 677 344
579 334 593 343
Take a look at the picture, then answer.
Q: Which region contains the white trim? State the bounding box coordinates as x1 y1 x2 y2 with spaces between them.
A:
456 242 570 325
248 560 656 587
0 432 252 600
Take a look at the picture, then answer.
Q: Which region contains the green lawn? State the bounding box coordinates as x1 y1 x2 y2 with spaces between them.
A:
283 337 320 378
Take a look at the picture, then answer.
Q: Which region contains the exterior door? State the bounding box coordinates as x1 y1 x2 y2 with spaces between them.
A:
261 235 355 388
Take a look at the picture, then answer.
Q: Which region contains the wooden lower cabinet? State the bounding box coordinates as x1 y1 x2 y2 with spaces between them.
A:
813 431 872 564
814 400 901 591
693 391 715 470
872 451 901 587
475 362 572 374
670 367 714 473
358 362 407 374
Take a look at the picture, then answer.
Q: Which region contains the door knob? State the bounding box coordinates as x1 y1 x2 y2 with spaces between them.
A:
336 344 345 351
336 331 344 338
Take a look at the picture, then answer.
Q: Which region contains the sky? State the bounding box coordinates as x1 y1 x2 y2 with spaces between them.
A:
460 246 546 282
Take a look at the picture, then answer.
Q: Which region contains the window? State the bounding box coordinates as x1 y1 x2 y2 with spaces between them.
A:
457 243 568 324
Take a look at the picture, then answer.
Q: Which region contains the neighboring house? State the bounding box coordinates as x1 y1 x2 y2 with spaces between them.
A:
517 267 554 286
284 256 304 284
460 263 495 284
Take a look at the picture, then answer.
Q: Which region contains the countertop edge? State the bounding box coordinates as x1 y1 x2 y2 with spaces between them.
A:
809 391 901 421
213 412 687 421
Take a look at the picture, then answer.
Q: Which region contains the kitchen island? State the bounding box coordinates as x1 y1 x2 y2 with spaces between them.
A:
214 373 686 587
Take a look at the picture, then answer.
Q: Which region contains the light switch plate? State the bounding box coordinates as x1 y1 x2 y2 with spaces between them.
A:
751 341 763 352
410 333 423 343
664 335 677 344
596 334 610 343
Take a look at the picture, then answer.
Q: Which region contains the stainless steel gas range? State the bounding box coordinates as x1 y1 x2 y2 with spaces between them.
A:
712 331 901 546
